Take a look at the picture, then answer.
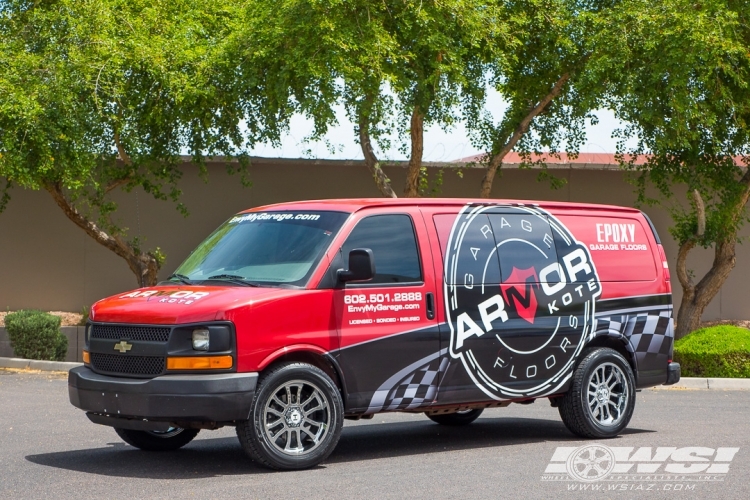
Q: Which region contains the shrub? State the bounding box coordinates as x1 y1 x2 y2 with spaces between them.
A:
674 325 750 378
4 310 68 361
78 306 90 326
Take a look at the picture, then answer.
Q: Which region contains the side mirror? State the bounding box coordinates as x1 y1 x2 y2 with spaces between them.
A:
337 248 375 283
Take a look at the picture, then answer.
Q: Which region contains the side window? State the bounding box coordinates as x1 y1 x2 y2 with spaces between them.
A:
487 214 559 283
341 214 422 285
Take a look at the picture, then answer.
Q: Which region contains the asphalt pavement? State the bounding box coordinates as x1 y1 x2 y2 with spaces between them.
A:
1 369 749 500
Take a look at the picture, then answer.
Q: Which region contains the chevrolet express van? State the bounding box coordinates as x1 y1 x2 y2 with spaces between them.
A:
69 199 680 470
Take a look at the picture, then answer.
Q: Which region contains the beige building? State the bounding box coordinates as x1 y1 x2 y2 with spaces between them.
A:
0 154 747 320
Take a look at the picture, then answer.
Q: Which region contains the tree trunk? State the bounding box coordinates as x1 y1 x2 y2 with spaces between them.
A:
45 182 161 288
479 73 570 198
674 175 750 339
675 238 737 339
357 115 397 198
403 106 425 198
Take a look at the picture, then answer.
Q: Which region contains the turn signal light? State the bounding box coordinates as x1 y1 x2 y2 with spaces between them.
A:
82 350 90 364
167 355 233 370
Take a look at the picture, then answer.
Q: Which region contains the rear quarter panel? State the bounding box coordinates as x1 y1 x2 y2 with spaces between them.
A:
550 208 673 388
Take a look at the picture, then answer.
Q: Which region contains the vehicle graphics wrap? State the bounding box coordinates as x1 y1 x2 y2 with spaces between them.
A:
443 203 601 401
341 202 674 413
84 199 674 415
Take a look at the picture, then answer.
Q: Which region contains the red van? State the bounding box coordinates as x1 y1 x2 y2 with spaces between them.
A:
69 199 680 470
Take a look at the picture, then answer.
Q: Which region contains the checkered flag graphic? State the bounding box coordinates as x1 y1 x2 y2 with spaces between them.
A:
594 308 674 362
382 356 449 411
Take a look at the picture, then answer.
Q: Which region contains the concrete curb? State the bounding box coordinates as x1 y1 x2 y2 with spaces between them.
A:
2 356 750 388
0 356 81 372
651 377 750 390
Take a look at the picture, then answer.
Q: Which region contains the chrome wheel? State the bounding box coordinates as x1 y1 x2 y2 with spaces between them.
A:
147 427 184 439
586 362 629 427
262 379 331 456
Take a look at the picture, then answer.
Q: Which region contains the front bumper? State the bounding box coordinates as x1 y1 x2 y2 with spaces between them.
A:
68 366 258 424
664 362 681 385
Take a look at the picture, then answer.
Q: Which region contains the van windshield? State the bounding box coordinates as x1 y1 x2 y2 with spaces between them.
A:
172 211 349 287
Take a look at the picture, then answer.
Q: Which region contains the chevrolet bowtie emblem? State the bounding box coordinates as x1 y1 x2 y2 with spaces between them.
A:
114 341 133 353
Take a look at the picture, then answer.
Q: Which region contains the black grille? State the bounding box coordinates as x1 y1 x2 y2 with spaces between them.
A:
90 353 165 376
91 324 171 342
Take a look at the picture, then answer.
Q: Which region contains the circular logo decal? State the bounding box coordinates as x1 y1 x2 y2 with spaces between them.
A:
444 204 601 399
566 444 616 482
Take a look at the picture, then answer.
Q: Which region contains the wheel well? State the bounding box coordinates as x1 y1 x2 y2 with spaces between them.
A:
263 352 344 395
584 336 637 374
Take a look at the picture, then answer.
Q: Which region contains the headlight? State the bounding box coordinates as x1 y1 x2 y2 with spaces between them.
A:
192 328 210 351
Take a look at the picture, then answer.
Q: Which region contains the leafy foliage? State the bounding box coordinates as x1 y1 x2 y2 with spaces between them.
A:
226 0 516 195
591 0 750 337
475 0 600 167
0 0 254 284
597 0 750 246
674 325 750 378
5 310 68 361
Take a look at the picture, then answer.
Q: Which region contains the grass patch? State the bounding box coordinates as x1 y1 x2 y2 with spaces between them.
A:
674 325 750 378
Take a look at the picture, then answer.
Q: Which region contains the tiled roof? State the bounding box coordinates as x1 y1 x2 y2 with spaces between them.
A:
453 152 648 166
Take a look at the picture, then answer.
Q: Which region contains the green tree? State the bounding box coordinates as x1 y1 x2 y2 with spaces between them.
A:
599 0 750 338
230 0 607 199
476 0 598 198
229 0 512 198
0 0 251 287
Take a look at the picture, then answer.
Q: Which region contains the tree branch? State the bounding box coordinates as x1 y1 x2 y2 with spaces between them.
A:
113 129 132 166
675 162 748 338
357 112 397 198
46 182 124 253
692 189 705 236
109 124 134 194
104 177 131 195
730 160 750 221
675 238 696 292
403 105 425 198
45 182 157 286
479 73 570 198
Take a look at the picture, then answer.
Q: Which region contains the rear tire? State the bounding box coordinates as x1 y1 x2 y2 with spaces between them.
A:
114 427 199 451
426 408 484 426
236 362 344 470
558 348 636 439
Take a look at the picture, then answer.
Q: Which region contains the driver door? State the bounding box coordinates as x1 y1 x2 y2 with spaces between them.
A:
330 209 441 412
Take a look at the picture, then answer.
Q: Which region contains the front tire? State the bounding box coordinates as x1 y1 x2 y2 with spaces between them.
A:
236 362 344 470
559 348 636 439
426 408 484 426
114 427 199 451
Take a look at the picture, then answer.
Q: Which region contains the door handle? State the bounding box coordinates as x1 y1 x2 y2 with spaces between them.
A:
426 292 435 320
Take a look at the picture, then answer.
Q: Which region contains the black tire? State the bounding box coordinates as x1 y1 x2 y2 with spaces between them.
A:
559 347 636 439
236 362 344 470
114 427 199 451
426 408 484 426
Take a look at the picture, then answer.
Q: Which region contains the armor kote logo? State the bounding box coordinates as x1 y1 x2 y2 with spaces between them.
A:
542 444 739 486
443 204 601 400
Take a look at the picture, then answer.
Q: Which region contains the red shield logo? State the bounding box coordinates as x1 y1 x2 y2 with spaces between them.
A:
500 267 539 324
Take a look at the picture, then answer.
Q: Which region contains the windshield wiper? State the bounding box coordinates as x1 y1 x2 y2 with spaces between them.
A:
205 274 260 287
168 273 194 285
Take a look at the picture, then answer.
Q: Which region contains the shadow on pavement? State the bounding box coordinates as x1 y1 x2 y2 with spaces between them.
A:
25 416 654 479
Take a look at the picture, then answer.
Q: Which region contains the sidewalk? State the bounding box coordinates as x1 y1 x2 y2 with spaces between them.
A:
0 357 82 372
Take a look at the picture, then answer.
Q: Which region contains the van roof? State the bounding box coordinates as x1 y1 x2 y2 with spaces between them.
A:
240 198 642 215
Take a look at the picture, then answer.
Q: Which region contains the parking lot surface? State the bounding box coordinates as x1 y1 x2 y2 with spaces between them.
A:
1 370 749 499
